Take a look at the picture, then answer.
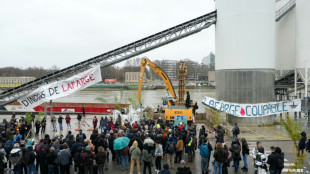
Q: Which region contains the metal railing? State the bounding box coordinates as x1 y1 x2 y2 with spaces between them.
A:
276 0 296 22
0 11 217 107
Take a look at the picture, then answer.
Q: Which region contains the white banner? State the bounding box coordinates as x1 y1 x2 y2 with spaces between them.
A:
18 65 102 109
202 96 301 117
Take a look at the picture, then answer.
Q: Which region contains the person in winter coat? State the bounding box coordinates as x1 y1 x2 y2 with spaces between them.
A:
213 142 226 174
95 146 107 174
25 146 37 174
58 144 71 174
298 131 307 156
275 147 284 174
99 117 105 134
241 138 249 171
155 141 163 172
46 147 58 174
35 120 41 135
51 116 57 132
176 160 192 174
6 126 14 141
65 114 71 129
200 139 210 174
58 115 64 131
256 147 267 174
39 145 48 174
129 141 141 174
165 137 176 169
158 163 172 174
9 143 23 174
93 116 98 129
306 139 310 164
176 136 184 163
4 140 13 170
229 140 241 172
142 144 153 174
82 146 96 174
41 117 46 134
267 146 279 174
74 147 84 174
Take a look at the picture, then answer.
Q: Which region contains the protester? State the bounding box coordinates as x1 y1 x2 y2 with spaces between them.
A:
241 138 249 172
176 135 184 163
65 114 71 129
93 116 98 129
165 136 176 169
155 141 163 172
58 115 64 131
41 117 46 134
213 142 226 174
232 123 240 140
51 116 57 132
256 147 267 174
275 147 284 174
158 163 172 174
130 140 141 174
200 139 210 174
120 145 129 170
82 145 96 174
10 143 23 174
176 160 192 174
229 140 241 172
96 146 107 174
142 144 153 174
298 131 307 156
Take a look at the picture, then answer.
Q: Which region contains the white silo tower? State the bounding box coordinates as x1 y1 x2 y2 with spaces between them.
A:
215 0 276 125
296 0 310 99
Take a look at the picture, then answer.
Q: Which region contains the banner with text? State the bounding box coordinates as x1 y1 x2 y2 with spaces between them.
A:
18 65 102 109
202 96 301 117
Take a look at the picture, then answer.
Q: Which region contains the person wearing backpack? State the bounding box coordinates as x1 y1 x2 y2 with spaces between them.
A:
82 146 96 174
155 141 163 172
25 146 37 174
95 146 107 174
9 143 23 174
213 142 226 174
267 146 279 174
232 123 240 140
229 140 241 172
275 147 284 174
120 146 129 170
142 143 153 174
255 147 267 174
176 136 184 164
74 147 84 174
0 149 5 174
39 145 48 174
165 137 176 169
200 139 210 174
129 141 141 174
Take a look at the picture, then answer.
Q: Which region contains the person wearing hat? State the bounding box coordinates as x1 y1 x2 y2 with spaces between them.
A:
158 163 172 174
82 145 96 174
176 160 192 174
129 140 141 174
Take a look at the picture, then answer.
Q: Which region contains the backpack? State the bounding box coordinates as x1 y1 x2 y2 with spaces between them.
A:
233 127 240 135
74 153 82 166
4 142 12 154
232 144 240 158
77 134 84 140
85 153 93 166
168 142 175 153
277 153 284 169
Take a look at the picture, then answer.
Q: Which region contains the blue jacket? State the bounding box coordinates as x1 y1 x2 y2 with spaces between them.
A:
200 144 209 158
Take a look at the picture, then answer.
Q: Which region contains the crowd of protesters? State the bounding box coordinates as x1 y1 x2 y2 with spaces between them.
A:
0 112 291 174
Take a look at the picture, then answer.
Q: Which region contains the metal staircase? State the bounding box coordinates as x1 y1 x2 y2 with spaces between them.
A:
0 11 217 107
276 0 296 22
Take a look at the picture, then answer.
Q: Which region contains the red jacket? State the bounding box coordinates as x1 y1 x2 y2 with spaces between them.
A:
65 115 71 123
93 118 98 125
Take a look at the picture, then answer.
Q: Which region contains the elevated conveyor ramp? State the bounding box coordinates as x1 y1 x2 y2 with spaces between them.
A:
0 11 217 107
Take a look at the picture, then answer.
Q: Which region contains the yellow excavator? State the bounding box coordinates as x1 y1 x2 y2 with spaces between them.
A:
137 57 195 122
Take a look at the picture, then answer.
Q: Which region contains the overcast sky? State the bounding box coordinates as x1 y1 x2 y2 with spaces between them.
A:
0 0 215 69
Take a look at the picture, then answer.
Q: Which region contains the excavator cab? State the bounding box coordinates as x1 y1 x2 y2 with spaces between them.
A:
162 97 176 106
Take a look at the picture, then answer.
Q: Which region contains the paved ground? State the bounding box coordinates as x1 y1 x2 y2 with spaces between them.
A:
1 114 310 173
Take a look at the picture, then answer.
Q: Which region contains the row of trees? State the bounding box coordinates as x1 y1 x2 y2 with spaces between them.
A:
0 57 212 82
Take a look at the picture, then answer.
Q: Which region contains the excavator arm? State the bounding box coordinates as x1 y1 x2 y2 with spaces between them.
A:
137 57 177 105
